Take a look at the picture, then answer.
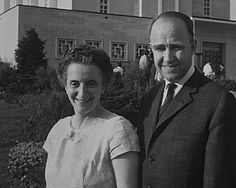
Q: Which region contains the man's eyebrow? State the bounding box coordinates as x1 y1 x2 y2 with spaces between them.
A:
151 44 165 48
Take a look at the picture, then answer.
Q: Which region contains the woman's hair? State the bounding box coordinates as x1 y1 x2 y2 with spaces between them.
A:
57 44 113 88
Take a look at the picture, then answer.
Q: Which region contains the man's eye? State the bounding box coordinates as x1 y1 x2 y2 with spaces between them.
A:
87 81 97 88
171 45 184 51
152 46 165 52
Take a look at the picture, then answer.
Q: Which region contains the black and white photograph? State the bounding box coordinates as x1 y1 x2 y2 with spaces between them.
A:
1 0 236 187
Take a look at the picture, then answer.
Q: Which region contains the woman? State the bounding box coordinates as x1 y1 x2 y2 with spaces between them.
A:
43 44 140 188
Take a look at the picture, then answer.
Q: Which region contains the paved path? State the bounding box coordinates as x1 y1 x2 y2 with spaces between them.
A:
0 100 25 187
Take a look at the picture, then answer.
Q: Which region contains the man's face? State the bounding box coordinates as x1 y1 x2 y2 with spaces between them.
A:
150 17 196 82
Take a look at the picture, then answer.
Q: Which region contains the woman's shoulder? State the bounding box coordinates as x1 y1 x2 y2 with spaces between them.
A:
49 116 72 134
104 113 136 133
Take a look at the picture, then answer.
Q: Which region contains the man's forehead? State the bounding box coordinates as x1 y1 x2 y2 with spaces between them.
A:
150 17 191 42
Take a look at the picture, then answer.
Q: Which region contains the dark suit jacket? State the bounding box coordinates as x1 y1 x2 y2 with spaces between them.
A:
138 69 236 188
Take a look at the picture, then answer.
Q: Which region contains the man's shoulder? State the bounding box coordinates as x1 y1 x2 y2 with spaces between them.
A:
185 70 231 97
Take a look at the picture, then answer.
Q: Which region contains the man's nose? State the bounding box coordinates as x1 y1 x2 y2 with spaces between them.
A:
163 49 175 62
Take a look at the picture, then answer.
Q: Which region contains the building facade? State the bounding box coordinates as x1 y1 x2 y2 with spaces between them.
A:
1 0 236 79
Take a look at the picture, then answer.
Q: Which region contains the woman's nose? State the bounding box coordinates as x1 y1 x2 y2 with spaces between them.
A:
76 84 87 97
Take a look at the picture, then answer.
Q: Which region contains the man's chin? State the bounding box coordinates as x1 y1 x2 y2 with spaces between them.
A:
162 73 180 82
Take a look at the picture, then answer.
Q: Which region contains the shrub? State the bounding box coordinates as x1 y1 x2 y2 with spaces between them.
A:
0 62 17 91
215 79 236 91
101 62 148 125
8 141 47 188
18 90 73 141
5 82 23 103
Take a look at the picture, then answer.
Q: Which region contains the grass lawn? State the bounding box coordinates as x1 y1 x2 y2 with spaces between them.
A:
0 100 26 187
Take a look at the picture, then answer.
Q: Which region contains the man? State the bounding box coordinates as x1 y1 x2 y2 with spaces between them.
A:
139 49 151 70
203 61 215 79
138 11 236 188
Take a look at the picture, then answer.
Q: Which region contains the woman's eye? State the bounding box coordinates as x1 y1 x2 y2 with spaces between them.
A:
70 81 80 88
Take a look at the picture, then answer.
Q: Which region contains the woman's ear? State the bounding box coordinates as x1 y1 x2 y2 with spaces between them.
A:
64 84 68 93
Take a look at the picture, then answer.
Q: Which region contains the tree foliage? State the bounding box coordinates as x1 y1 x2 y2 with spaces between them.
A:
15 28 47 74
0 61 16 90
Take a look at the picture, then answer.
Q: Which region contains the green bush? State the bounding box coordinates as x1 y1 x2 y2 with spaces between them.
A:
215 79 236 91
18 90 73 141
101 62 147 125
8 141 47 188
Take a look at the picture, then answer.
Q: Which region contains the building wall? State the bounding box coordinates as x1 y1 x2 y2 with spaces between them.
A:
72 0 98 12
192 0 230 19
72 0 139 16
179 0 192 16
162 0 175 12
142 0 159 17
194 19 236 79
57 0 72 9
110 0 138 16
0 6 19 63
0 1 5 13
17 5 151 66
211 0 230 19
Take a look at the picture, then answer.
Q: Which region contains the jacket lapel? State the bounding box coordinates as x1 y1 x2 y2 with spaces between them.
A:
148 70 200 152
156 86 196 127
143 82 165 154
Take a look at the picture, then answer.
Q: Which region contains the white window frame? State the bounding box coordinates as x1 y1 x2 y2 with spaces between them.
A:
134 43 150 60
84 39 103 49
203 0 211 17
110 41 128 61
55 38 76 58
99 0 109 14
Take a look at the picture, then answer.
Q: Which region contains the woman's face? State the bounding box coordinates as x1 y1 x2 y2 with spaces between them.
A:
65 63 104 116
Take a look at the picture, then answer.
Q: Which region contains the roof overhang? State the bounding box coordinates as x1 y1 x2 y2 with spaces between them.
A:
191 16 236 25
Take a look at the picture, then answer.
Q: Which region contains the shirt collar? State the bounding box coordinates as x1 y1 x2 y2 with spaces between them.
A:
164 65 195 90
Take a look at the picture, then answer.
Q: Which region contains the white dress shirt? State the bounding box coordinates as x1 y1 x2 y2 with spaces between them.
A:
161 65 195 106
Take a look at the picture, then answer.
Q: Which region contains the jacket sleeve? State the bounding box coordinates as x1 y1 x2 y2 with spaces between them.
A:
204 91 236 188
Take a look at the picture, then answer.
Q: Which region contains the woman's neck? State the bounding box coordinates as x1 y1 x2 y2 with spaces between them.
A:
72 105 111 130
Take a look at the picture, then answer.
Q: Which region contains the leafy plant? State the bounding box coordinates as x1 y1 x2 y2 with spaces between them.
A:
18 90 73 141
15 28 47 74
8 141 47 188
215 79 236 91
101 62 148 125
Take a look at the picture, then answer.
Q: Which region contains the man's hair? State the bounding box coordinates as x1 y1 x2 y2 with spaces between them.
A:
148 11 194 41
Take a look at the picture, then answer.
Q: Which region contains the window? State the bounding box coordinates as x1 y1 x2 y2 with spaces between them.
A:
85 40 103 49
203 0 210 17
135 43 150 59
56 38 75 58
110 41 127 61
100 0 109 14
202 42 224 76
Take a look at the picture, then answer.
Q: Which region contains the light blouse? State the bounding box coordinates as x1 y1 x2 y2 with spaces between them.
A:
43 113 140 188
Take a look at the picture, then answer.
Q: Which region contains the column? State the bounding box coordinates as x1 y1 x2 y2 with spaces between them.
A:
48 0 57 8
30 0 38 6
16 0 23 4
139 0 142 17
175 0 179 11
4 0 10 11
158 0 162 15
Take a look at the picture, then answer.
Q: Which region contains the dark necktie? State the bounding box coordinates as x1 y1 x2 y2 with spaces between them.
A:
159 83 177 117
